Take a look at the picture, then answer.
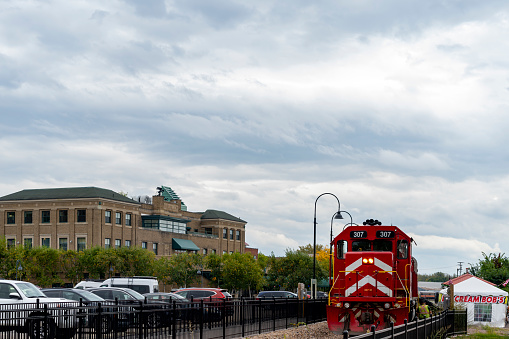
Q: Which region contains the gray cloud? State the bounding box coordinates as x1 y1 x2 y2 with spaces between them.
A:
2 0 509 274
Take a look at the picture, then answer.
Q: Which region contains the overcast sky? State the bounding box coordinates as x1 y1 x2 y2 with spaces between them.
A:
2 0 509 277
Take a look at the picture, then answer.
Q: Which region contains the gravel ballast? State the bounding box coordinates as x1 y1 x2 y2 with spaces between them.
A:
241 321 342 339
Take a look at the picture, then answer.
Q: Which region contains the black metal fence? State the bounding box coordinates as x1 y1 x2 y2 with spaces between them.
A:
343 309 468 339
0 297 327 339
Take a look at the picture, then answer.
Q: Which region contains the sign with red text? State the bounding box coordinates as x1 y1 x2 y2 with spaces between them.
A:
454 295 508 304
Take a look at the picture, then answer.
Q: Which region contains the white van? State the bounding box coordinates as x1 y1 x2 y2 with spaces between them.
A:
74 279 104 290
99 276 159 294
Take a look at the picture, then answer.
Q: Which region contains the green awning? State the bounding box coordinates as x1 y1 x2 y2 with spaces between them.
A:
172 238 200 251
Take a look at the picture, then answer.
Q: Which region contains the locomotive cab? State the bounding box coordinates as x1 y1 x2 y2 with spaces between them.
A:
327 219 418 335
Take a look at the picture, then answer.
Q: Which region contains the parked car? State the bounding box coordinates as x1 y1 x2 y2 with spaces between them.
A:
99 277 159 294
173 288 232 301
41 288 128 333
88 287 167 328
173 288 233 317
0 280 78 339
74 279 104 290
256 291 298 299
143 292 195 321
305 291 328 299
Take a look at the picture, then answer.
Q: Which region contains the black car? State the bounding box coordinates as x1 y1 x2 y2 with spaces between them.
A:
41 288 128 333
88 287 168 328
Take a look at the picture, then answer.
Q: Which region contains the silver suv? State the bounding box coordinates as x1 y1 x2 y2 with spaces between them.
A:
0 280 77 339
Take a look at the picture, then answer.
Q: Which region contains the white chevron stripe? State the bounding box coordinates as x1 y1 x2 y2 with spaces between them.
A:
345 276 393 297
345 258 362 275
375 258 392 272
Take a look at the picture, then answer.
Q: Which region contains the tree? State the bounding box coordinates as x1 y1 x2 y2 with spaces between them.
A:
114 247 156 276
80 247 118 279
219 253 264 295
24 247 62 287
60 250 84 284
297 244 326 256
469 252 509 291
204 253 223 287
166 253 202 288
266 249 327 291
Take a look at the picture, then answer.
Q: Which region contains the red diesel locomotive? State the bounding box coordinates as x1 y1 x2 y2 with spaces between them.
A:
327 219 418 335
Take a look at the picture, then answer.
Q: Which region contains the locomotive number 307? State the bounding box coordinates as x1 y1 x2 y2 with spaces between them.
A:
376 231 395 238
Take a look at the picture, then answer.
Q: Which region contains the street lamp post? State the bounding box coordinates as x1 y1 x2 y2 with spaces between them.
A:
313 193 342 299
329 210 353 289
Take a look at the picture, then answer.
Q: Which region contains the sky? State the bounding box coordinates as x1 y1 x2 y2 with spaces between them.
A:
1 0 509 277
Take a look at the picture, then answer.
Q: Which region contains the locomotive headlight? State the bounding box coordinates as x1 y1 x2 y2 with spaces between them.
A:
362 258 374 264
384 303 391 309
344 302 350 309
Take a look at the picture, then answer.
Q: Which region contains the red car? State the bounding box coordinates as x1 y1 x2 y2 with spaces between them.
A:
173 287 232 301
173 288 233 317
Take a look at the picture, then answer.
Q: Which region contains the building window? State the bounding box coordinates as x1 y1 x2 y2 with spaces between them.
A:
41 210 50 224
474 303 492 322
59 210 68 223
223 229 227 239
223 250 227 254
230 229 233 240
59 238 68 251
153 243 158 255
24 238 33 249
236 230 240 241
203 248 208 255
77 237 86 252
105 238 111 249
125 240 131 248
77 210 86 223
212 249 216 254
6 238 15 249
126 214 132 226
24 211 33 224
142 242 147 249
105 210 111 223
229 251 233 254
41 237 50 248
6 211 15 224
115 239 121 249
115 212 121 225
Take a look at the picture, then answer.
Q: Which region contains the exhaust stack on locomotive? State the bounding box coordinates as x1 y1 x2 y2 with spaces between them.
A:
327 218 418 335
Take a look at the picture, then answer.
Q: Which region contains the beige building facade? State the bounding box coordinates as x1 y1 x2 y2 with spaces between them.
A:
0 186 247 256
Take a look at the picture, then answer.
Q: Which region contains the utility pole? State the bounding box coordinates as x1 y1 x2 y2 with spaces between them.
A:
457 262 464 276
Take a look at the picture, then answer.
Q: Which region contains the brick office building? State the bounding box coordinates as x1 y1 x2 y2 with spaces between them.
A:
0 186 247 256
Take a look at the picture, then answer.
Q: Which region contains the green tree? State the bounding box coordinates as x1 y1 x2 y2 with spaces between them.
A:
80 247 119 279
24 247 62 287
469 252 509 291
220 253 264 295
204 253 223 287
167 253 202 288
60 250 84 284
266 249 326 291
114 247 156 276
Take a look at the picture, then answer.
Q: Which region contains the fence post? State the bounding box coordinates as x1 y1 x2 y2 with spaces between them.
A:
222 298 226 339
241 297 245 338
44 303 49 338
97 302 103 339
390 321 394 338
272 297 276 332
285 297 288 329
138 301 143 339
342 330 349 339
404 319 408 339
258 298 262 334
371 325 376 339
199 299 204 339
416 316 419 339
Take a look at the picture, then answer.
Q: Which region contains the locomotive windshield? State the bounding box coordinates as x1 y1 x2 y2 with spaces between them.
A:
351 240 392 252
